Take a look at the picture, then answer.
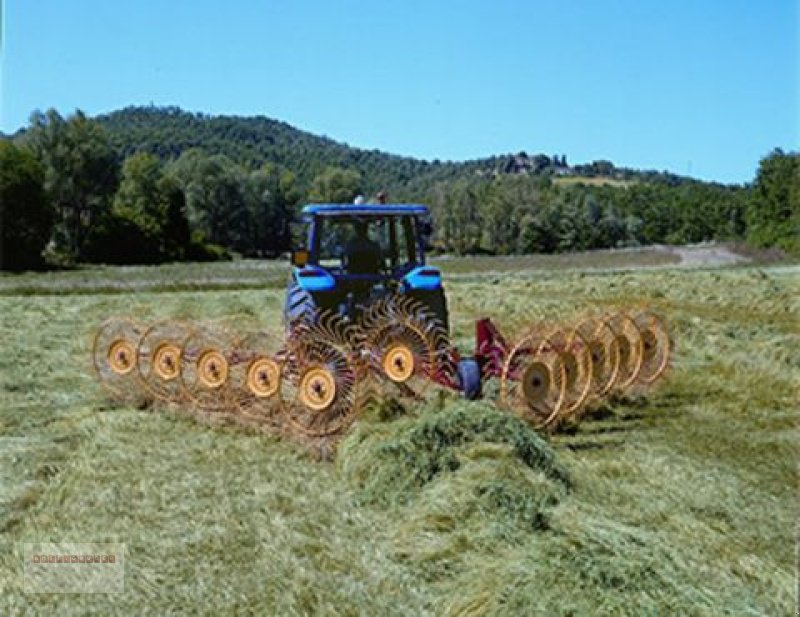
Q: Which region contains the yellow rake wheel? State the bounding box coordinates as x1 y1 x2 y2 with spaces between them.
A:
197 350 229 389
383 344 416 383
299 366 337 411
605 312 644 393
92 317 145 399
108 340 136 376
153 343 182 381
551 327 594 421
246 358 281 399
281 312 364 438
631 310 671 385
230 330 284 422
576 317 621 399
361 296 447 399
180 324 235 411
137 321 191 403
500 328 566 429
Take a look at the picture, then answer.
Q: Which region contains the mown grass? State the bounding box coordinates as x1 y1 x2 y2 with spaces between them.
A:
0 257 796 615
0 247 680 295
0 260 290 295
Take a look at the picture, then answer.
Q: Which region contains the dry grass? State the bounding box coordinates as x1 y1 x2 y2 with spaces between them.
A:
0 258 796 615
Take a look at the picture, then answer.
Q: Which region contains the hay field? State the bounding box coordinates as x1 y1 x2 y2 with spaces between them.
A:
0 254 797 615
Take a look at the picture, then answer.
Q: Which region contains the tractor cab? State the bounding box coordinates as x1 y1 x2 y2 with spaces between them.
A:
286 204 447 328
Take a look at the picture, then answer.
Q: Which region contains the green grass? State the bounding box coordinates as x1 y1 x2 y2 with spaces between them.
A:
0 257 797 615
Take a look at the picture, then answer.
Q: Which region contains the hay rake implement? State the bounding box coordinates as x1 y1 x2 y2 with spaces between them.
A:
92 201 672 444
92 297 671 443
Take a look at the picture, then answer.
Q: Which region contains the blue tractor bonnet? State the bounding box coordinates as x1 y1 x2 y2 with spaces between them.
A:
402 265 442 291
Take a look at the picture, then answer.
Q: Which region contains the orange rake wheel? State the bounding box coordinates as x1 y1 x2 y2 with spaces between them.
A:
575 316 621 399
92 317 146 400
361 296 448 399
500 328 566 429
631 310 671 385
230 330 284 422
551 326 594 422
605 311 644 393
181 324 236 411
281 312 364 438
137 320 191 403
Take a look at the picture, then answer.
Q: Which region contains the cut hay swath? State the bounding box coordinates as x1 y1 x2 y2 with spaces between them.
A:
92 296 672 445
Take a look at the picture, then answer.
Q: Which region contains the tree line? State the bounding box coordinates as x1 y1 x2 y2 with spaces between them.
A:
1 107 797 271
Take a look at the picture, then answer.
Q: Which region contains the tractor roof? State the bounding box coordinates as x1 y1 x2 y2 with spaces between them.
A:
301 203 429 216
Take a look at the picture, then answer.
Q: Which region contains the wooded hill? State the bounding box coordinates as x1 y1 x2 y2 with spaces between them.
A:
95 106 689 196
1 106 797 269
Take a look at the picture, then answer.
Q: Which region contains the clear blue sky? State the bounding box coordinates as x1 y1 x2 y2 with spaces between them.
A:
1 0 797 183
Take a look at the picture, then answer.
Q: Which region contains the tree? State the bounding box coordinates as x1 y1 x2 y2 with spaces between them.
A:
113 153 166 237
244 164 297 256
94 153 192 263
22 109 119 263
0 141 53 270
308 167 362 203
169 150 251 252
159 175 191 261
746 149 800 253
480 176 530 254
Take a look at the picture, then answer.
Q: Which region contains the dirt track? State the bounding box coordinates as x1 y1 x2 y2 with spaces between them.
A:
653 243 749 268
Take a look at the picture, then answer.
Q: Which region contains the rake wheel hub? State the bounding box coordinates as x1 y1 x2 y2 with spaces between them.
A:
108 339 136 375
153 343 181 381
589 341 605 367
383 344 415 383
641 329 657 360
197 350 229 389
616 335 631 364
299 367 337 412
560 352 578 390
246 357 280 398
522 361 550 406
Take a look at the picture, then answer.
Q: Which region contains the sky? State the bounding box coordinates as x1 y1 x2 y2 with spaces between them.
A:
1 0 797 184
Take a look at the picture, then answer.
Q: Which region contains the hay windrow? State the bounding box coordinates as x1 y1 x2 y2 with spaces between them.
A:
338 399 569 507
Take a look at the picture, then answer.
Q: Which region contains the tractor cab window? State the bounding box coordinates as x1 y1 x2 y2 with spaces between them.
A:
315 216 417 274
317 217 386 273
396 217 417 268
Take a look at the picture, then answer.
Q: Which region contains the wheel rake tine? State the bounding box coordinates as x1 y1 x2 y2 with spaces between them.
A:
556 324 594 423
136 319 193 405
603 310 644 395
576 315 622 406
92 316 148 403
629 309 672 387
232 330 285 426
499 325 567 430
360 294 445 400
180 321 238 412
281 310 366 439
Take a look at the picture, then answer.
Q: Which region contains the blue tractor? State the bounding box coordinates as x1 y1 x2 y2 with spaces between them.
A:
285 203 448 331
284 202 482 399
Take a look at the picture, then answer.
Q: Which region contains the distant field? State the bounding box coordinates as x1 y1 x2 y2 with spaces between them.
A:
2 244 780 296
0 246 682 295
0 256 797 614
554 175 635 188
